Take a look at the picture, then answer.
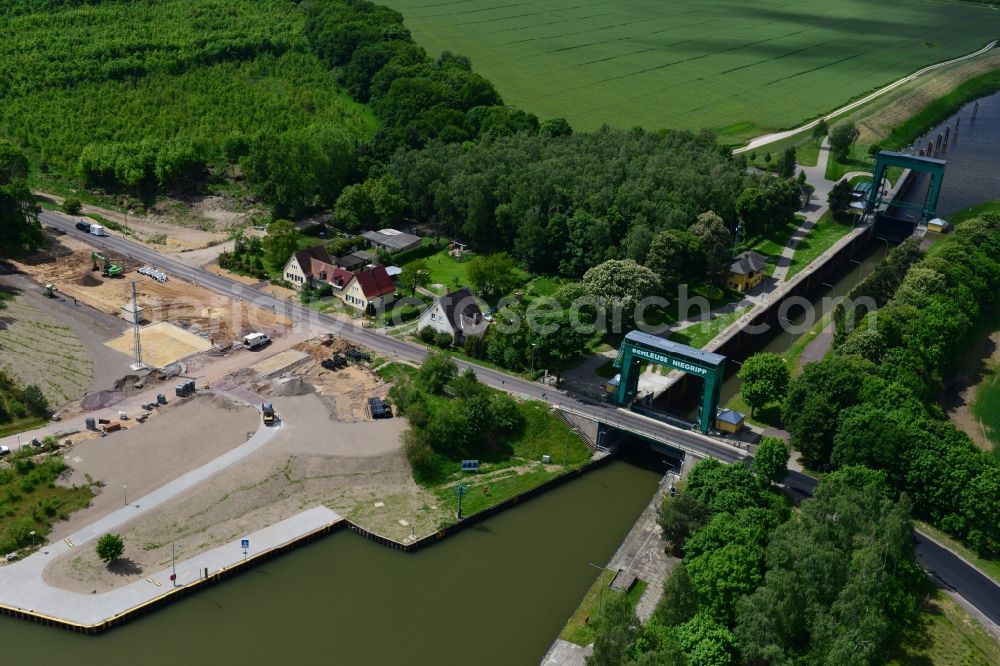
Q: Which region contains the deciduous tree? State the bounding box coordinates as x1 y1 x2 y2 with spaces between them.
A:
688 211 733 282
262 220 301 268
753 437 789 485
829 122 860 161
827 179 853 217
467 252 518 298
96 533 124 564
738 353 789 417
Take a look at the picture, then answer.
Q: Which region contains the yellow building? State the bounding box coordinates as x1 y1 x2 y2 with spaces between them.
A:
727 251 767 292
716 408 745 434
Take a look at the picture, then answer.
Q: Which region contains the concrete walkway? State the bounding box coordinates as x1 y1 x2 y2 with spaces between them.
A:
772 137 834 282
0 388 333 628
539 464 685 666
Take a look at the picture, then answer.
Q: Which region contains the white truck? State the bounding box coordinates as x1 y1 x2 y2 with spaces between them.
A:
89 223 107 237
243 332 271 350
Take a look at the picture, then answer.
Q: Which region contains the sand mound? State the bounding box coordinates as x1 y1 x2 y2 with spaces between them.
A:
80 389 125 410
77 273 101 287
270 376 314 397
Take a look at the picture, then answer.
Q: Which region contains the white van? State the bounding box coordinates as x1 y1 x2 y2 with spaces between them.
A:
89 223 107 237
243 332 271 350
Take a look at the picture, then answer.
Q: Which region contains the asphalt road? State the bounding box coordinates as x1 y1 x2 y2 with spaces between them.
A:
39 211 1000 627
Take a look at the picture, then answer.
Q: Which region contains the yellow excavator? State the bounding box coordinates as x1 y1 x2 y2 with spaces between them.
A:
91 251 124 277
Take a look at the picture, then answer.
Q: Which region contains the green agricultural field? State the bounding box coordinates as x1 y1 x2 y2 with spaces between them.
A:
380 0 1000 139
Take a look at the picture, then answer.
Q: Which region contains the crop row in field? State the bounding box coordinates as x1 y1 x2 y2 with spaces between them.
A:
381 0 1000 138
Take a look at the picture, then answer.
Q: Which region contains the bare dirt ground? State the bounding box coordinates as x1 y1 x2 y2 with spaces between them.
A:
43 391 442 594
0 269 134 405
50 393 257 541
852 50 1000 144
0 289 92 407
12 231 291 344
37 191 263 253
291 338 394 421
943 329 1000 452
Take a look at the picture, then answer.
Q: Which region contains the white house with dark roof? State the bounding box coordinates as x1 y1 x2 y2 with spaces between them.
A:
417 287 488 344
282 245 333 289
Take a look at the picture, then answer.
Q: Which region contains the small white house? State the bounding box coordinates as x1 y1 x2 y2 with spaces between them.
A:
417 288 487 344
282 246 333 289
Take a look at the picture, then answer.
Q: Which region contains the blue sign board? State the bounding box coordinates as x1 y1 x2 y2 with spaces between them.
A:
460 460 479 472
241 539 249 549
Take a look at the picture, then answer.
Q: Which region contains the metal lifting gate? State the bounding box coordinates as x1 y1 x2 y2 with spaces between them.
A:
614 330 727 434
866 151 946 222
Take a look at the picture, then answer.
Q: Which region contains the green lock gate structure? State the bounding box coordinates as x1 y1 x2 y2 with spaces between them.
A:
614 331 727 434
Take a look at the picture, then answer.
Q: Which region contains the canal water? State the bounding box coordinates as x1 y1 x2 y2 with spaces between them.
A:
912 90 1000 217
0 458 660 665
718 248 884 406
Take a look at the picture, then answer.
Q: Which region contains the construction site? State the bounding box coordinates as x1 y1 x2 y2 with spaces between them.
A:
12 230 291 365
36 331 434 595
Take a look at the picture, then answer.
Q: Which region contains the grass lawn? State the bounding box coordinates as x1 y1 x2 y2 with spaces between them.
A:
723 311 833 428
0 417 48 439
375 362 417 383
743 217 799 271
0 452 93 554
746 132 821 169
378 0 999 137
949 199 1000 226
786 211 855 278
430 401 593 520
890 589 1000 666
421 248 531 295
671 307 749 349
825 142 875 182
560 571 648 646
914 521 1000 587
971 360 1000 460
726 392 782 430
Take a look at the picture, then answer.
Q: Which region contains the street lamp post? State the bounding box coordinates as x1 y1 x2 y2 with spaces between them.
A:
455 483 469 520
172 542 177 587
530 343 537 374
587 561 608 620
123 484 127 506
29 530 35 549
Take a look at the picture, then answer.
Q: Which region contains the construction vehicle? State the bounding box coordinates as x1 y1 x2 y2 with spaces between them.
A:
91 251 124 277
43 284 56 298
262 402 277 426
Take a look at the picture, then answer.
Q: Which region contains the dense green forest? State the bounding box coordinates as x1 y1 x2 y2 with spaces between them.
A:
787 214 1000 557
0 0 374 198
590 461 924 665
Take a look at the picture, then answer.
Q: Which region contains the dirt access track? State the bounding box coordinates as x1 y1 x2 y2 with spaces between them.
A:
12 230 291 344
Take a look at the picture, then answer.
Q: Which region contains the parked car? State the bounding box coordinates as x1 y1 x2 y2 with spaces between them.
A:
0 445 10 457
5 552 17 562
75 221 90 232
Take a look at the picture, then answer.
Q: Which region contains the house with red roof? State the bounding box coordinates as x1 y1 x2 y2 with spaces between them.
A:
341 265 396 312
